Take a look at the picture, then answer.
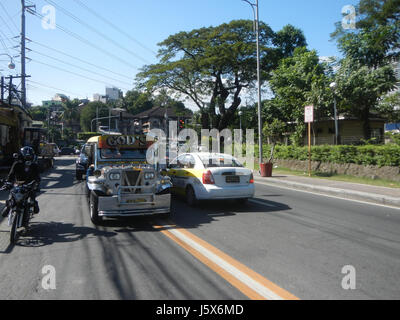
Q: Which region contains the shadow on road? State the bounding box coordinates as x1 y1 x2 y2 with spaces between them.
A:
14 221 117 248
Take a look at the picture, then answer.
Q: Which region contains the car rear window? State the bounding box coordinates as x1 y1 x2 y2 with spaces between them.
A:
198 154 243 168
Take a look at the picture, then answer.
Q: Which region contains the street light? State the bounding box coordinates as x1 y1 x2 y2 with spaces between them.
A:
242 0 263 165
329 82 339 145
0 54 16 70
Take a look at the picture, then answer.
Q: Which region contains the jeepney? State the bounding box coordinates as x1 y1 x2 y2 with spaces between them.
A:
85 134 172 225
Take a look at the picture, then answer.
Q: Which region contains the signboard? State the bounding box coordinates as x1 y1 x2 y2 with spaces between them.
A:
98 135 152 149
304 105 314 123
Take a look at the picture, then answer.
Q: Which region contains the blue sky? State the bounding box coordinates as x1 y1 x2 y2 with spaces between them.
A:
0 0 358 106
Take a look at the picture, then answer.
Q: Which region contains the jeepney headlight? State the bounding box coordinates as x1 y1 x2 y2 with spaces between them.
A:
144 172 155 180
109 173 121 180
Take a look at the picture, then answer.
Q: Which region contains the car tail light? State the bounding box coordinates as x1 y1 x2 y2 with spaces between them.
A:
249 173 254 184
202 170 215 185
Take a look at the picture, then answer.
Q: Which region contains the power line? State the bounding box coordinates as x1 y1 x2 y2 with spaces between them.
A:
31 49 133 87
73 0 157 56
27 80 87 97
30 58 130 91
30 40 133 81
29 10 139 70
44 0 151 64
0 2 20 33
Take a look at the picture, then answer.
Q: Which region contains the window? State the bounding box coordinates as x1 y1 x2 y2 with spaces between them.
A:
198 154 243 168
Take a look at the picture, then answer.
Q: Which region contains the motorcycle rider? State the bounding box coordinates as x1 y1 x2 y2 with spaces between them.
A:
1 146 41 217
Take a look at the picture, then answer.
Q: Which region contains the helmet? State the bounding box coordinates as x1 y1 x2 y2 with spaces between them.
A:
20 146 35 162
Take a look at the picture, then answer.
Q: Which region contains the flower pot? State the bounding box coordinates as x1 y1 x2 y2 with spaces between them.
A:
260 162 273 177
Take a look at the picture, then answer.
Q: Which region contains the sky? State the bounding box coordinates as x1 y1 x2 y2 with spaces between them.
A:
0 0 359 107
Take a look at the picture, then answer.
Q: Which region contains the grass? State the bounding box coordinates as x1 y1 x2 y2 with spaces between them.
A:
247 162 400 189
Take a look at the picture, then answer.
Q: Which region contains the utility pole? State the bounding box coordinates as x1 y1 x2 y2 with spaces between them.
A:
21 0 35 109
243 0 263 165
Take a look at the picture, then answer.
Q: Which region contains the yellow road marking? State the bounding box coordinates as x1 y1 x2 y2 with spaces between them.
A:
153 221 299 300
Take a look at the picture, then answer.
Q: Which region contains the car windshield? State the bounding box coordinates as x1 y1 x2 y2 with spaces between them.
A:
199 154 243 168
100 148 146 160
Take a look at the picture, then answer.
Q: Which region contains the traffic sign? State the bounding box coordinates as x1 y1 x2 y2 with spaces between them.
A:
305 105 314 123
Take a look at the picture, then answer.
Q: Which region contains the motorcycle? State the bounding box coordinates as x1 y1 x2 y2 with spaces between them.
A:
0 180 38 244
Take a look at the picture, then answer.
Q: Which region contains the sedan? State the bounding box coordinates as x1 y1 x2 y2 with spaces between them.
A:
166 152 255 206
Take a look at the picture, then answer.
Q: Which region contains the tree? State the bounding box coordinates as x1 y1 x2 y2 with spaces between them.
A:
268 47 333 145
62 99 81 127
30 106 48 122
136 20 279 130
80 101 110 132
334 57 397 139
123 90 154 115
273 24 307 59
332 0 400 68
262 119 286 163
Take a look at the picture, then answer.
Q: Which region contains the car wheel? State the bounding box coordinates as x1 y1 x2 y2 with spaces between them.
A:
89 192 102 225
186 186 198 207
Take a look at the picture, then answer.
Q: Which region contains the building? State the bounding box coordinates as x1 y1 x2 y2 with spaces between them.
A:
304 116 386 145
132 106 193 133
106 87 123 101
93 94 108 104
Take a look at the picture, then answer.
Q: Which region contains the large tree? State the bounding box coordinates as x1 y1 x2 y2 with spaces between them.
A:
80 101 110 132
123 90 154 115
267 47 333 145
136 20 302 130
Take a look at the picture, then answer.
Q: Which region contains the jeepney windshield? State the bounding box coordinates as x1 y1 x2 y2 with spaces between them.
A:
100 148 146 160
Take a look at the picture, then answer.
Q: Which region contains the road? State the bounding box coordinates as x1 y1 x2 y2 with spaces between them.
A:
0 157 399 300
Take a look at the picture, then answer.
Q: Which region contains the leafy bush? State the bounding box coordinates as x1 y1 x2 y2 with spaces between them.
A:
258 144 400 167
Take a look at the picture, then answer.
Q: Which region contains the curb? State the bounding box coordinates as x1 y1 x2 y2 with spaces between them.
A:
254 176 400 208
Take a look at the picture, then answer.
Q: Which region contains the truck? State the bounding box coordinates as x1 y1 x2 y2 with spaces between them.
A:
84 134 172 225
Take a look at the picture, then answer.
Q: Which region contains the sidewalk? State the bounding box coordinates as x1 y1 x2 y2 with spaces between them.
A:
254 172 400 208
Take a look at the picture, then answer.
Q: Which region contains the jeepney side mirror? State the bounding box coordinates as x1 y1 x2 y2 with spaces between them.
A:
13 153 19 159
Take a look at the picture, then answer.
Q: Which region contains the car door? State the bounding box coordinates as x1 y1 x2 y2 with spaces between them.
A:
168 154 186 195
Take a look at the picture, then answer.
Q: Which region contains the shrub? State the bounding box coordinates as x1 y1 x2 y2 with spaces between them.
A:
257 144 400 167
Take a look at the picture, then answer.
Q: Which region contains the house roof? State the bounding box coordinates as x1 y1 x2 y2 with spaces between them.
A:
133 106 192 119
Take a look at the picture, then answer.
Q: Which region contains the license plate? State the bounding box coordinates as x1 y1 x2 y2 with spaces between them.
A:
226 176 240 183
126 198 147 204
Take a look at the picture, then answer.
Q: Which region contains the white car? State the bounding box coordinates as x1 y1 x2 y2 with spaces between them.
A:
166 152 255 206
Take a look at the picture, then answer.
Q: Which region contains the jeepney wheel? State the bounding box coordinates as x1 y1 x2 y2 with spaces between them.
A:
89 192 102 225
186 186 198 207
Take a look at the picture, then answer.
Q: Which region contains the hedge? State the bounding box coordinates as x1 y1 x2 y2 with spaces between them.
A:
256 144 400 167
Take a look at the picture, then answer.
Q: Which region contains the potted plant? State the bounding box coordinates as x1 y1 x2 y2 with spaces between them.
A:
260 119 286 177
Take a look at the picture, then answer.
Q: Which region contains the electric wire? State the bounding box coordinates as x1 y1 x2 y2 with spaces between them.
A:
72 0 157 56
44 0 151 64
29 10 139 70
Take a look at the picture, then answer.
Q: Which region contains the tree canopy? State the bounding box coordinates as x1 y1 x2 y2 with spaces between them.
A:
136 20 306 131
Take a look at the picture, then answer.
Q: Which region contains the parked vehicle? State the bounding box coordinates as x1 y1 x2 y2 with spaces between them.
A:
166 152 255 206
75 145 88 180
85 135 172 225
60 147 76 156
0 180 38 244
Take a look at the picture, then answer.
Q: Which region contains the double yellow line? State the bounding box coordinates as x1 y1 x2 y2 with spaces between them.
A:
153 221 299 300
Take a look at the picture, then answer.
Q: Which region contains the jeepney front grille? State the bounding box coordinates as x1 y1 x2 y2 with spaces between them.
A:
122 170 141 187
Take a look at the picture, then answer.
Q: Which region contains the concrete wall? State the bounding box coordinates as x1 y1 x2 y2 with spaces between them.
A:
274 158 400 182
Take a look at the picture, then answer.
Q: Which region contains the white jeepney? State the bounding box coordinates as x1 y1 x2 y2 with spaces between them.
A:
85 134 172 225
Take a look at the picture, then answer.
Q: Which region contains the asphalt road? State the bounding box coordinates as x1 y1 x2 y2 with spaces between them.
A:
0 157 399 300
